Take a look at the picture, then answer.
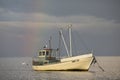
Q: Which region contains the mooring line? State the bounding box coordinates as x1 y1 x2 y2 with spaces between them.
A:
93 56 105 72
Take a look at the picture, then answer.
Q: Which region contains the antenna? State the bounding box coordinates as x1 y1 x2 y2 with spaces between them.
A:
49 36 52 49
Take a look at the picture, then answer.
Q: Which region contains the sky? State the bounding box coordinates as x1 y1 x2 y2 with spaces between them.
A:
0 0 120 57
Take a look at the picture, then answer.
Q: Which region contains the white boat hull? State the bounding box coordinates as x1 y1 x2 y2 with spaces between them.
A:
32 53 94 71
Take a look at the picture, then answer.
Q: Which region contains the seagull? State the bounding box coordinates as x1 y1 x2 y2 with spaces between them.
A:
22 62 29 66
22 62 26 65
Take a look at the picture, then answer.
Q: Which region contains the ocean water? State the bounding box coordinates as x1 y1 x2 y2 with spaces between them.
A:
0 57 120 80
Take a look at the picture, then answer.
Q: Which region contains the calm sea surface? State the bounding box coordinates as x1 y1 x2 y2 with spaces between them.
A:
0 57 120 80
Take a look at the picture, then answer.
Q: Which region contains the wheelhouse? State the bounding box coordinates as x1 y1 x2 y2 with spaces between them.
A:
33 48 59 65
38 49 58 59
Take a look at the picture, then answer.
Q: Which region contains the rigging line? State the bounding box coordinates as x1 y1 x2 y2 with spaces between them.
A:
94 57 105 72
48 29 60 49
74 30 90 52
72 30 78 55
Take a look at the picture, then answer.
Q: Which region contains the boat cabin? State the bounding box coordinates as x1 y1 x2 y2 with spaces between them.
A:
38 49 57 59
33 48 59 65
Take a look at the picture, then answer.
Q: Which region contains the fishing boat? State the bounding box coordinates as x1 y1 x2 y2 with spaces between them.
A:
32 26 95 71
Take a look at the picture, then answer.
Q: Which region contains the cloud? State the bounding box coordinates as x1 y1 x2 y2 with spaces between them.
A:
0 11 119 44
0 0 120 22
0 12 119 34
0 2 120 56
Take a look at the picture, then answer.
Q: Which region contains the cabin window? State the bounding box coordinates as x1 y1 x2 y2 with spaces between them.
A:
43 51 45 55
39 52 41 56
39 51 46 56
46 51 49 55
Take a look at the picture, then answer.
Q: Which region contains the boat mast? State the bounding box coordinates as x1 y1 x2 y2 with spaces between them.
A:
58 31 61 59
60 29 70 57
49 36 52 49
68 25 72 57
49 36 52 57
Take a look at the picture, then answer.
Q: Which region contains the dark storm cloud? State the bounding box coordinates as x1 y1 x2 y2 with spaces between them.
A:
0 0 120 57
0 0 120 21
